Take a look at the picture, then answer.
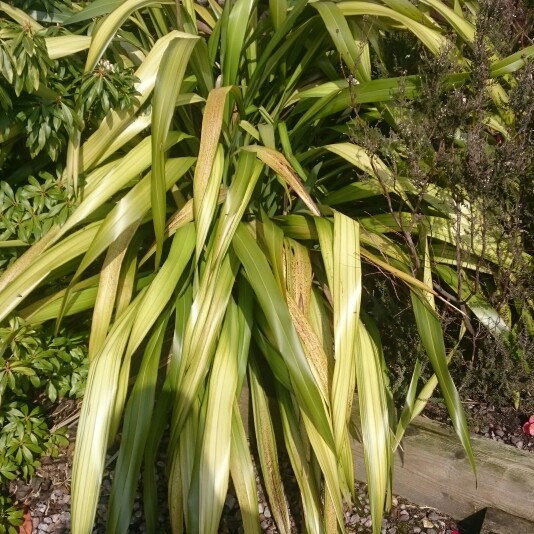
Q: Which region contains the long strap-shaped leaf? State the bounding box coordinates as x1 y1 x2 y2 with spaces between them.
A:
230 400 261 534
221 0 255 85
193 86 242 264
71 224 195 533
338 1 448 55
244 146 320 216
0 222 100 324
107 312 170 534
277 384 324 534
232 223 333 441
249 358 292 534
84 0 174 71
355 322 391 534
194 301 240 534
80 32 194 173
152 34 199 268
71 296 142 534
410 240 476 476
313 2 370 83
88 221 140 360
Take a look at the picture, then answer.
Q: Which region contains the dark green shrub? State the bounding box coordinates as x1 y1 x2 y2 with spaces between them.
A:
0 495 23 534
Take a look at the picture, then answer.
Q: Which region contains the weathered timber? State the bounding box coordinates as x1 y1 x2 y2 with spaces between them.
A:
479 508 534 534
351 413 534 523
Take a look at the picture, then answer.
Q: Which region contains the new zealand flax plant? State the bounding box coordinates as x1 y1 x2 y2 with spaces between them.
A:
0 0 532 532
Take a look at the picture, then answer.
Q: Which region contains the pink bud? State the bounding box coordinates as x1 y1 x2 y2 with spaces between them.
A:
523 421 531 434
529 414 534 423
529 424 534 436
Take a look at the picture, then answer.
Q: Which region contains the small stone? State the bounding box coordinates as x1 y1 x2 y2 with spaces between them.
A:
364 518 372 528
427 529 437 534
391 496 398 507
495 428 505 437
264 507 271 519
413 528 421 533
38 524 51 533
516 440 524 449
260 520 270 529
428 511 440 521
388 528 397 534
350 514 360 525
225 494 236 509
258 503 264 514
399 513 410 522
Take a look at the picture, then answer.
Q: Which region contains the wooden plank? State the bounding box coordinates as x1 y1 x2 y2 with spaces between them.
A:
351 414 534 522
479 508 534 534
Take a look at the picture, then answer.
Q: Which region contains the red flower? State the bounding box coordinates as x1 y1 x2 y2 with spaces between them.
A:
522 415 534 436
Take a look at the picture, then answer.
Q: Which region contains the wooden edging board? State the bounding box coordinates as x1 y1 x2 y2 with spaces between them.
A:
350 410 534 523
239 389 534 524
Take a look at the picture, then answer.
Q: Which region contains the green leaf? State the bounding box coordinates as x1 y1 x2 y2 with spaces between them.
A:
221 0 255 85
71 297 142 534
194 301 240 534
151 33 199 268
410 287 476 475
84 0 175 71
232 224 334 446
107 312 169 534
249 359 291 534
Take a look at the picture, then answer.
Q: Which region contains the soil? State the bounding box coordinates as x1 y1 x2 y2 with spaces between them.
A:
422 399 534 451
5 398 534 533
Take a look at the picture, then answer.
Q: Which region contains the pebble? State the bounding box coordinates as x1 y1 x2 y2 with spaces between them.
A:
350 513 360 524
413 528 421 533
225 494 236 509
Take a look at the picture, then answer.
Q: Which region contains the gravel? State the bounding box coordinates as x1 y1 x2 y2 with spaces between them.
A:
8 401 534 533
